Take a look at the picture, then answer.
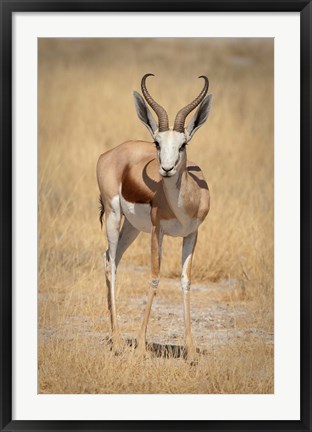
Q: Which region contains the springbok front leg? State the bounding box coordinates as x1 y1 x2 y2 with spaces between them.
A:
137 225 163 351
181 231 198 357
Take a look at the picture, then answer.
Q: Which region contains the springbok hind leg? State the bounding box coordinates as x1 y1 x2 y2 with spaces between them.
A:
104 212 139 349
115 218 140 268
103 197 122 347
181 231 198 361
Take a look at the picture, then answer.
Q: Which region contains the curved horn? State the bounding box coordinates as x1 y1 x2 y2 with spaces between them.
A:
173 76 209 133
141 73 169 132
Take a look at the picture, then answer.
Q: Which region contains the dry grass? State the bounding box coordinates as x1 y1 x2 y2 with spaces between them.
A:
38 38 274 394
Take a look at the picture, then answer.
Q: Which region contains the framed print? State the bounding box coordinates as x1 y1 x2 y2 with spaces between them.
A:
1 1 311 431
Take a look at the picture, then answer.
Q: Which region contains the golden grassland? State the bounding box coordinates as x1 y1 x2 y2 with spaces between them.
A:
38 38 274 394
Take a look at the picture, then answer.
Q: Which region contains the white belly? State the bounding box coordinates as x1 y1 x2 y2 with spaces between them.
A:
120 195 152 233
160 218 200 237
120 194 200 237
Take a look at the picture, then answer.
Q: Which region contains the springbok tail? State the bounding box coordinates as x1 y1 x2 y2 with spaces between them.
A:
99 195 105 229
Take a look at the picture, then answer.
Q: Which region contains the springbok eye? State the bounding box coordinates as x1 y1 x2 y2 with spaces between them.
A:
154 141 160 150
179 143 187 152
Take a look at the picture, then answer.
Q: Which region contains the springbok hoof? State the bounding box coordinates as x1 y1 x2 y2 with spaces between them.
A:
185 346 199 365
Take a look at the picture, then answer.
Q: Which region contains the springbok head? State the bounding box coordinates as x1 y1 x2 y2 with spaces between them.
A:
133 73 212 177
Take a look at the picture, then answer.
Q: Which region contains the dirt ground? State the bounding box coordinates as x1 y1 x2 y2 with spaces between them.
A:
39 261 273 394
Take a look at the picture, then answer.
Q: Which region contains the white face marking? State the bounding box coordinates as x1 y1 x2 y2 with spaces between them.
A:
154 129 187 177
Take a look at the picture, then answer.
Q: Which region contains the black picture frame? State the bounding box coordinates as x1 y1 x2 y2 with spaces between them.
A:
1 1 311 431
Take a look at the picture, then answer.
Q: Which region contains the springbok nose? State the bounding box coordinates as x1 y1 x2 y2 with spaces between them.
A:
162 166 174 173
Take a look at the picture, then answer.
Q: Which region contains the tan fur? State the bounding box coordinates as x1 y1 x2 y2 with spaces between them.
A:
97 140 210 223
97 139 210 356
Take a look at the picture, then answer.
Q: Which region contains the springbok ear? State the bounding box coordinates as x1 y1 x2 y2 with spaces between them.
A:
133 91 158 136
186 95 213 141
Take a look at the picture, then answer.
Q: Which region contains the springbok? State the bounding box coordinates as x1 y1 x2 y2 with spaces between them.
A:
97 74 212 357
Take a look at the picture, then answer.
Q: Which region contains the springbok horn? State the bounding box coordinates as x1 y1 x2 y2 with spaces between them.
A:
141 74 169 132
173 76 209 133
